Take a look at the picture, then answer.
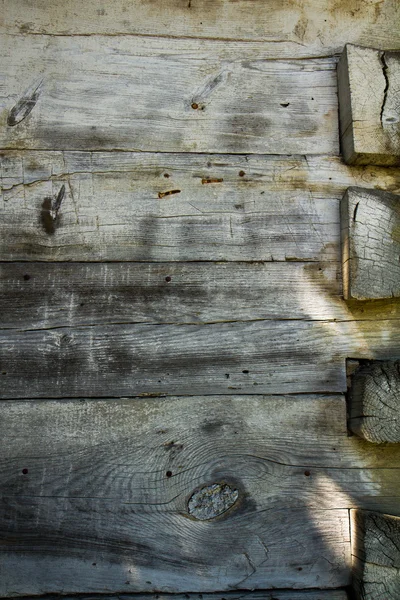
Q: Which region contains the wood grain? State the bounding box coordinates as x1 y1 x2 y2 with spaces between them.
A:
1 0 400 59
351 510 400 599
2 261 400 329
338 45 400 166
0 35 339 154
348 360 400 443
2 393 399 595
1 317 400 398
341 187 400 300
2 152 400 262
14 594 350 600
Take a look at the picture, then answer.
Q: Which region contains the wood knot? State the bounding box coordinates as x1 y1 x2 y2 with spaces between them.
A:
188 483 239 520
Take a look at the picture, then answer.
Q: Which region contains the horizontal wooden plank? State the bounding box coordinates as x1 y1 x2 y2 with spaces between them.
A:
0 35 338 153
1 0 399 59
11 593 350 600
2 152 400 262
1 395 400 595
1 317 399 398
0 395 367 594
2 262 400 331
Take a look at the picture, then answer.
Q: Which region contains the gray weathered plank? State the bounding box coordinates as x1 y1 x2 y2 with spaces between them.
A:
1 0 400 59
0 394 394 594
0 35 339 154
348 360 400 443
12 593 350 600
341 187 400 300
2 262 400 331
338 45 400 166
1 318 400 398
351 510 400 599
2 152 400 262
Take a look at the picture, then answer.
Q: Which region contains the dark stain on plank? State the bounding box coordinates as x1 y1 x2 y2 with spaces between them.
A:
7 81 42 127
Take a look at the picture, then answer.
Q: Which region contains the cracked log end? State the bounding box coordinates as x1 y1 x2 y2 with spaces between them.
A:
348 360 400 443
188 483 239 520
351 510 400 599
338 44 400 166
341 187 400 300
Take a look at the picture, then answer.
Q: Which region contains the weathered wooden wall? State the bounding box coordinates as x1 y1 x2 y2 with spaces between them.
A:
1 0 400 597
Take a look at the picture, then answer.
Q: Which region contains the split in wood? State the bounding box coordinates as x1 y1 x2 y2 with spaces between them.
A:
351 510 400 599
348 359 400 443
338 44 400 166
341 187 400 300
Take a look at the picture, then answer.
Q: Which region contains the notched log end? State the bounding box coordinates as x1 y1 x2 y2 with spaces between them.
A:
348 359 400 443
188 483 239 520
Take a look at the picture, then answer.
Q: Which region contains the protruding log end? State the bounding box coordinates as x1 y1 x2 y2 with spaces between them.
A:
348 360 400 443
338 44 400 166
351 510 400 599
341 187 400 300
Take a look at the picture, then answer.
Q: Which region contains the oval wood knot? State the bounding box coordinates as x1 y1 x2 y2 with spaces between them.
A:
188 483 239 520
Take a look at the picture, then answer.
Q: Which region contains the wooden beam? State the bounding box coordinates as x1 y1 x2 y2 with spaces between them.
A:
2 261 399 331
341 187 400 300
0 35 338 154
2 152 400 262
1 315 400 398
338 44 400 166
9 593 350 600
2 0 400 61
351 510 400 599
348 360 400 443
0 394 394 595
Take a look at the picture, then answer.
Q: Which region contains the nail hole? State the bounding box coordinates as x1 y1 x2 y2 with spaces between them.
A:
23 274 31 281
165 276 172 282
298 567 303 571
22 468 28 475
242 369 249 374
304 470 311 477
280 102 290 107
239 170 245 177
166 471 173 478
164 173 170 178
92 563 96 566
225 373 230 379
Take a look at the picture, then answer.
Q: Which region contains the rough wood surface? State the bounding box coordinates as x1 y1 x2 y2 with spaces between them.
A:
0 35 339 154
1 0 399 60
338 44 400 166
2 152 400 262
341 187 400 300
348 360 400 443
10 593 350 600
2 394 399 595
1 316 400 398
351 510 400 599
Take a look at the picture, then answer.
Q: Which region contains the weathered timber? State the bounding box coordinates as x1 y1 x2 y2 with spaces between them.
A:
2 262 400 330
0 35 338 154
351 510 400 599
338 44 400 166
348 360 400 443
341 187 400 300
1 318 400 398
2 0 400 60
3 394 399 595
2 152 400 262
8 593 350 600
